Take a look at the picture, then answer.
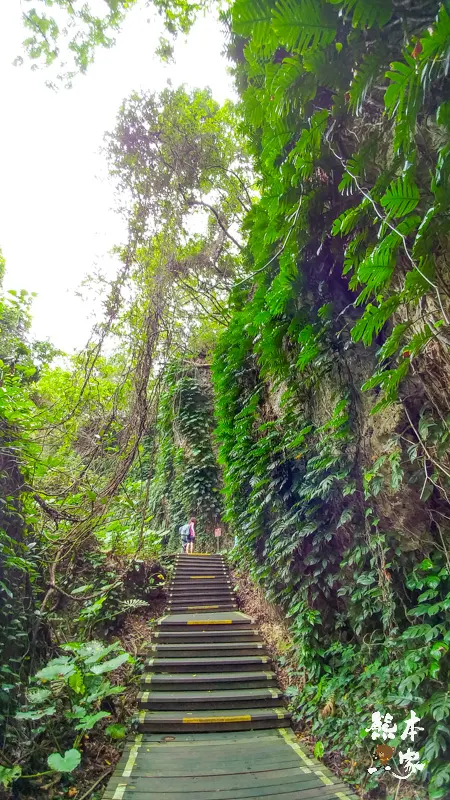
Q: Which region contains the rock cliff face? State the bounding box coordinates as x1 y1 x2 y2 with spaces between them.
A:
266 344 431 551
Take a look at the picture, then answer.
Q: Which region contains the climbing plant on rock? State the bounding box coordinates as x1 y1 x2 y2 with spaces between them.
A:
212 0 450 796
147 362 223 550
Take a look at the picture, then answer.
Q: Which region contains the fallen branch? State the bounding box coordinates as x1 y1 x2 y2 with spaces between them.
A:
77 768 113 800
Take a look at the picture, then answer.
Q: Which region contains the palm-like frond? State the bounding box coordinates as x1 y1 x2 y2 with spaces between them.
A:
384 55 422 152
349 50 386 114
269 57 316 117
327 0 392 29
381 176 420 218
351 295 401 346
272 0 336 54
118 599 149 612
332 198 370 235
232 0 277 49
420 5 450 93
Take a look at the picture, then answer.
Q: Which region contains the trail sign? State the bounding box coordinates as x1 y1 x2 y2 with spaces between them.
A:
214 528 222 537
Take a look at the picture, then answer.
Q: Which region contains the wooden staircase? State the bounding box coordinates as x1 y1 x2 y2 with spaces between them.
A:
136 553 291 732
102 553 359 799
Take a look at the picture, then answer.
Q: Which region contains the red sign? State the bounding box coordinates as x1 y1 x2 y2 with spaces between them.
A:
214 528 222 537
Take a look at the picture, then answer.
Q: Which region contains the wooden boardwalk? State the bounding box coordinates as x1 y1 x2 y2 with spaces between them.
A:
103 554 357 799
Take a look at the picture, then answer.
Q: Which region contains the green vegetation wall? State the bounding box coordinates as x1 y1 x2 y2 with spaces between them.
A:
212 1 450 796
146 362 223 551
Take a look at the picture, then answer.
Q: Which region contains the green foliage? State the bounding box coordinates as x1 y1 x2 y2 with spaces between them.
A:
381 176 420 219
105 723 127 739
3 639 132 786
147 362 223 550
217 0 450 795
6 1 450 797
327 0 392 29
314 740 324 758
17 0 137 86
0 765 22 788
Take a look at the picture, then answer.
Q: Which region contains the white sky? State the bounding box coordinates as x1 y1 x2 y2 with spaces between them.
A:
0 0 235 352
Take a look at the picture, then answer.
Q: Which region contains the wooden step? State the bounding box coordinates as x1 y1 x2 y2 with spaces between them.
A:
158 612 253 630
167 604 238 613
148 642 266 658
174 564 228 571
168 583 235 597
136 706 291 732
171 572 230 579
173 565 227 568
104 729 359 798
146 655 271 672
168 590 235 600
173 575 231 581
175 554 224 559
138 687 284 710
167 600 237 607
171 582 233 592
140 670 277 691
172 576 229 583
175 554 224 558
170 582 233 590
104 777 354 800
152 629 260 643
168 596 236 604
172 577 230 581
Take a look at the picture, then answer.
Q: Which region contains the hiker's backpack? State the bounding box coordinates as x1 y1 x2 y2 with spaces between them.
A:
179 524 190 538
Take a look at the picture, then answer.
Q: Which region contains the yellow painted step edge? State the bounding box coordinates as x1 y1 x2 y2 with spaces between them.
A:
182 715 251 723
187 619 232 625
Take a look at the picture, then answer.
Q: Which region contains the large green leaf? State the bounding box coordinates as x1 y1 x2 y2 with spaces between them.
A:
47 749 81 773
90 652 130 674
74 711 110 731
68 668 85 695
16 706 56 720
63 640 119 664
35 658 75 681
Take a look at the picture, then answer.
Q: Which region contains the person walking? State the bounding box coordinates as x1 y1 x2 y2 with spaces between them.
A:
186 517 197 554
179 522 190 553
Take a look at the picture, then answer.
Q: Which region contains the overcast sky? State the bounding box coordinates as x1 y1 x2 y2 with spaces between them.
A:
0 0 234 352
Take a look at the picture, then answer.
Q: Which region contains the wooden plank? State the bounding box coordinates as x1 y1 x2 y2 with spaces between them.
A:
113 754 309 778
113 741 300 769
118 732 298 749
130 728 285 743
152 630 259 641
103 785 356 800
138 687 282 702
106 772 350 793
149 641 264 651
140 671 276 691
118 738 298 762
145 655 271 669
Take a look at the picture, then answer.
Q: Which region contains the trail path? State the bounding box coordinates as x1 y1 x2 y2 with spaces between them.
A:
102 554 357 799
